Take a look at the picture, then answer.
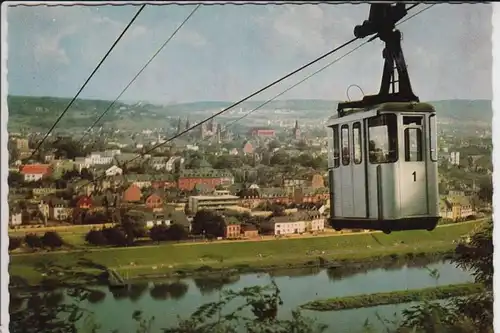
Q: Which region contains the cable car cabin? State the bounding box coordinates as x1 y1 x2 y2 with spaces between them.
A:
326 102 440 234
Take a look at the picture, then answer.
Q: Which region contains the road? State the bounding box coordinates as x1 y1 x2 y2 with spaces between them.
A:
9 219 487 257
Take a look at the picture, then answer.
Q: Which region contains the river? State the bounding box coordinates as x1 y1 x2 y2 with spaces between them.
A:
12 259 473 333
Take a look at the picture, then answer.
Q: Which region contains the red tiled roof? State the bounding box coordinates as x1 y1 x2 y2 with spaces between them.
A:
20 164 51 175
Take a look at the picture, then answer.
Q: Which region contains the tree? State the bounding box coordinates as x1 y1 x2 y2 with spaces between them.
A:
270 204 286 217
24 234 43 249
102 227 128 247
270 151 290 166
42 231 64 249
149 224 170 243
268 140 280 151
80 168 93 180
191 210 226 238
8 171 25 187
167 223 188 241
9 236 23 251
478 179 492 203
85 229 108 246
295 140 308 151
396 220 493 333
122 216 148 241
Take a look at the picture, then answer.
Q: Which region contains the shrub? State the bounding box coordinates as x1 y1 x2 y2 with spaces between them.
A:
24 234 43 249
166 224 188 241
85 229 108 246
9 237 22 251
42 231 64 248
102 227 128 247
149 225 169 243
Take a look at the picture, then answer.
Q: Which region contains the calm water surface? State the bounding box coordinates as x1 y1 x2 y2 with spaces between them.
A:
66 259 472 333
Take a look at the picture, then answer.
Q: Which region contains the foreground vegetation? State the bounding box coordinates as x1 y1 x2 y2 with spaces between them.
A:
9 219 493 333
301 282 484 311
9 221 482 285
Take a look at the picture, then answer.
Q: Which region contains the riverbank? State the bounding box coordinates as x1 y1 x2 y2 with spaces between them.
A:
301 282 484 311
9 221 482 287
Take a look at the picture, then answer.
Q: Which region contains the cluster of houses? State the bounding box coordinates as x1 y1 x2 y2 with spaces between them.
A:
9 147 330 238
439 190 477 221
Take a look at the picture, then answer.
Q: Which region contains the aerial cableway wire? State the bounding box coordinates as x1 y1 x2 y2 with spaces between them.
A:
83 3 428 188
82 36 358 187
81 4 202 147
223 3 434 130
28 4 147 160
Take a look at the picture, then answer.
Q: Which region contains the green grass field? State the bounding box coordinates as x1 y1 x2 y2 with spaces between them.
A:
9 221 483 285
301 283 484 311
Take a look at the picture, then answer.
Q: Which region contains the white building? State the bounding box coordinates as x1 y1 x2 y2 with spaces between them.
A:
269 212 325 236
105 165 123 177
10 212 22 226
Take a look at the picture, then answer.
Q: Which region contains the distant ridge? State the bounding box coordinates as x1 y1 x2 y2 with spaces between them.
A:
6 95 492 130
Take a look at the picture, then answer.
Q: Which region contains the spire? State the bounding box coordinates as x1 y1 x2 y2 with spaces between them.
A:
177 117 182 134
293 119 300 139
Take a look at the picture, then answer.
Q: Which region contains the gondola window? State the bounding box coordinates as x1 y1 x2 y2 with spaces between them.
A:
341 124 350 165
368 114 398 164
429 114 437 161
353 122 362 164
329 125 340 168
404 127 423 162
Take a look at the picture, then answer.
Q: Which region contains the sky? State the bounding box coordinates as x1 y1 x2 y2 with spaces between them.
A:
6 2 493 104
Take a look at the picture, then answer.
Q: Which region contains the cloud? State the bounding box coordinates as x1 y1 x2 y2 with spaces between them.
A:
255 4 364 57
33 29 72 65
6 3 493 103
176 29 207 48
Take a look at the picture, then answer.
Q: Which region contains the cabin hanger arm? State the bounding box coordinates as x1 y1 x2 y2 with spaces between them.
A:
338 3 420 116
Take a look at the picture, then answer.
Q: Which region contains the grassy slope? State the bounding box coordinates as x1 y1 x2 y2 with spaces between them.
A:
301 283 484 311
9 221 482 284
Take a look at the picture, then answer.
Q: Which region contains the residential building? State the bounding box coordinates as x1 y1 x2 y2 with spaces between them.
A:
86 151 115 165
440 195 475 220
250 128 275 138
105 165 123 177
178 169 234 191
10 210 22 226
32 186 57 197
123 184 142 202
310 174 325 188
166 156 183 172
242 142 254 154
48 199 72 221
188 195 240 213
14 138 29 151
265 211 325 236
149 156 169 170
241 224 259 238
224 217 241 239
76 195 93 209
125 174 152 189
145 193 163 210
20 164 52 182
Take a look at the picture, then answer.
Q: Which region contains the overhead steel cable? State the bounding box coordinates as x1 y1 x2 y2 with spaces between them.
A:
81 36 358 187
223 3 434 129
83 3 429 188
80 4 202 147
129 39 359 160
28 4 147 161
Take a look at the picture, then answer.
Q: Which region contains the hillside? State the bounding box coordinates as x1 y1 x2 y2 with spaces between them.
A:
6 95 492 132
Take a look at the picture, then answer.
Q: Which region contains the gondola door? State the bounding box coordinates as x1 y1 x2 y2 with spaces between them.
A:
340 123 355 217
351 121 367 218
400 115 428 216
